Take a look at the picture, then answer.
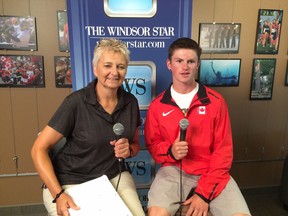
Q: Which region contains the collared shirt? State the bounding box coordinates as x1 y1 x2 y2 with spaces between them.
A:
48 79 140 185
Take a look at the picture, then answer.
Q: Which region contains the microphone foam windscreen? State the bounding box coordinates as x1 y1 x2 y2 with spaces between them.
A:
179 118 189 130
113 123 124 135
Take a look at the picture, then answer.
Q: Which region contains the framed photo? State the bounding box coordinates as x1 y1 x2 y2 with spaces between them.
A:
199 59 241 87
0 16 37 51
57 10 69 52
0 55 44 87
250 58 276 100
54 56 72 88
255 9 283 54
198 23 241 54
285 60 288 86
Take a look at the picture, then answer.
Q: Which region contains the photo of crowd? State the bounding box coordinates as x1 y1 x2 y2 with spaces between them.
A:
0 16 37 51
0 55 44 87
255 9 283 54
54 56 72 88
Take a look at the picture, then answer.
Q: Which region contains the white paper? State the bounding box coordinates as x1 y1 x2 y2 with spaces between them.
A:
65 175 133 216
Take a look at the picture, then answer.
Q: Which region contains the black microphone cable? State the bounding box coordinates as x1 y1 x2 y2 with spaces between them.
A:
115 159 123 191
179 118 189 215
113 123 124 192
179 160 183 214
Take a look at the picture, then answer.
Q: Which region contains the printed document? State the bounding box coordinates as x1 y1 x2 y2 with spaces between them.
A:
65 175 133 216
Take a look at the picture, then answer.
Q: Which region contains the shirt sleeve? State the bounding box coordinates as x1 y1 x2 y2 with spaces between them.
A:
144 102 176 164
48 97 76 137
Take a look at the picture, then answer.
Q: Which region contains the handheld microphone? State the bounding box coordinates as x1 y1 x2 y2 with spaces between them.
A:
113 123 124 162
179 118 189 212
179 118 189 141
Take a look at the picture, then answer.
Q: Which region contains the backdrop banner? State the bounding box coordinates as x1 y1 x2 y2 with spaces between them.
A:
67 0 192 95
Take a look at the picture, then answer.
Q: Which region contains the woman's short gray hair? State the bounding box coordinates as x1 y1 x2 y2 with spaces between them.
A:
92 38 130 66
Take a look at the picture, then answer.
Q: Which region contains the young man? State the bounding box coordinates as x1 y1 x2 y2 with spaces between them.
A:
144 38 250 216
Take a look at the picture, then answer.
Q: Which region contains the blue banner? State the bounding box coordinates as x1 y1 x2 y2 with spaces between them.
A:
67 0 192 96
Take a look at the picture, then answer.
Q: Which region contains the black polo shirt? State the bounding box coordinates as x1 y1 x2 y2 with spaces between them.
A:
48 79 140 185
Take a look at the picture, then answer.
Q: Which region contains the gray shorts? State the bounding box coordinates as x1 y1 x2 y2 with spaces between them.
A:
148 166 251 216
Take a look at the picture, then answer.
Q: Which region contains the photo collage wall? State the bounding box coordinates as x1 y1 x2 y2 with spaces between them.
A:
198 9 285 100
0 11 71 88
0 9 285 97
0 8 286 93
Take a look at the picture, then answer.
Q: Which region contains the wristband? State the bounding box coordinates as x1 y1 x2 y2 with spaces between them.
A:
168 145 178 161
52 189 65 203
194 192 211 204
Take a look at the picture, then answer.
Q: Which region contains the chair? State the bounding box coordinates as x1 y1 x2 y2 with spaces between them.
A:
48 137 66 159
175 206 213 216
40 136 66 192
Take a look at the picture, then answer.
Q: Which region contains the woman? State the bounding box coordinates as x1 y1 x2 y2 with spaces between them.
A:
31 38 144 216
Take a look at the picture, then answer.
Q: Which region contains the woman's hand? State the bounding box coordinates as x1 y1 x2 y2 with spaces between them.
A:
110 138 130 159
56 192 80 216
